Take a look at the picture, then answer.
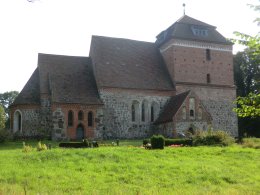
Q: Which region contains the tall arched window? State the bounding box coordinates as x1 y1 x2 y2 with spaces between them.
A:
141 100 148 122
151 106 154 122
78 110 84 121
207 73 211 84
151 102 159 122
68 110 74 126
88 111 93 127
189 98 195 119
132 104 135 122
13 110 22 132
131 100 140 123
141 102 145 122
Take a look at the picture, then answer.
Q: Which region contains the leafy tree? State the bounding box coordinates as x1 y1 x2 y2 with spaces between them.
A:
233 1 260 137
0 91 19 129
0 105 6 129
233 50 260 96
0 91 19 116
234 93 260 118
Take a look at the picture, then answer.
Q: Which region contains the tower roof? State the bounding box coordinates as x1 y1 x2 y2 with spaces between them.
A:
156 15 232 46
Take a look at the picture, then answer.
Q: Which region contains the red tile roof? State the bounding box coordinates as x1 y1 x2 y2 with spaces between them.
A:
90 36 175 91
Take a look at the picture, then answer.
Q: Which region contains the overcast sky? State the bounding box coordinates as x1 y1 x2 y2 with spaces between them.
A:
0 0 259 93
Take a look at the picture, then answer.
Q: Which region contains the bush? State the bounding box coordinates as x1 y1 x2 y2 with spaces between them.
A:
22 142 33 153
143 139 150 146
0 129 9 143
192 130 235 146
36 141 48 151
241 138 260 149
165 138 192 146
151 135 165 149
59 142 89 148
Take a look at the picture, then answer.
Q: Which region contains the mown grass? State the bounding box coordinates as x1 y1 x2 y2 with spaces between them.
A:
0 141 259 195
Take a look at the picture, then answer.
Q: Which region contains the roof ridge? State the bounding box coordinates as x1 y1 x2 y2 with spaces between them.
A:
91 35 154 45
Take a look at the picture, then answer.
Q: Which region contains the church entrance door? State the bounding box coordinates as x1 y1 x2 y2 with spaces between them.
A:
76 124 85 140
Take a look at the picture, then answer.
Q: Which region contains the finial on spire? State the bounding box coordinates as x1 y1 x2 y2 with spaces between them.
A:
183 3 186 15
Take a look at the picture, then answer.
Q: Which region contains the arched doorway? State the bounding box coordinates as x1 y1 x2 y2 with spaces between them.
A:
13 110 22 132
76 124 85 140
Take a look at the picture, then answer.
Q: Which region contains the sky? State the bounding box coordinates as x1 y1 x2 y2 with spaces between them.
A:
0 0 259 93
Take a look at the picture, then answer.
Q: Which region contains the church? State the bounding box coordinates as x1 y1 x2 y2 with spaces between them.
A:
10 15 238 140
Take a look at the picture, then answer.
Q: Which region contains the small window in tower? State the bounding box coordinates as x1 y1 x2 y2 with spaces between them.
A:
207 74 211 84
206 49 211 61
68 111 74 127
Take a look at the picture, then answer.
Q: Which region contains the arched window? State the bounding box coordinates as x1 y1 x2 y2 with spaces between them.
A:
131 100 140 123
151 102 159 122
207 74 211 84
141 100 148 122
132 104 135 122
141 102 145 122
88 111 93 127
151 106 154 122
206 49 211 61
189 98 195 119
13 110 22 132
182 107 186 120
78 110 84 121
68 110 73 126
190 110 194 117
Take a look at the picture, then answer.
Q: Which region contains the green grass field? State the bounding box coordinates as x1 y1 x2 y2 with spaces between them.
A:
0 141 259 195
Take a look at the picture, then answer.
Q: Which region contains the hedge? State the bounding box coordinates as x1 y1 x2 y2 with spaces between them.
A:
165 138 192 146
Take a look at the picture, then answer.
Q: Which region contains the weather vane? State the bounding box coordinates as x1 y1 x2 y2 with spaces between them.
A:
183 3 186 15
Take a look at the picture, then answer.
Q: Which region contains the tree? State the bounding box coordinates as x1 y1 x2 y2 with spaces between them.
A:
233 1 260 137
0 91 19 129
233 50 260 96
0 91 19 116
0 105 6 129
234 93 260 118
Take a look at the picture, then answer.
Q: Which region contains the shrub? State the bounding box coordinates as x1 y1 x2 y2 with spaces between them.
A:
241 138 260 149
92 141 99 148
165 138 192 146
150 135 165 149
143 139 150 146
22 142 33 153
192 130 235 146
59 142 89 148
36 141 48 151
0 129 9 143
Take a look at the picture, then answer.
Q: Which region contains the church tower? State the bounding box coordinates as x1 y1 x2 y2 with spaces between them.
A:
156 15 238 136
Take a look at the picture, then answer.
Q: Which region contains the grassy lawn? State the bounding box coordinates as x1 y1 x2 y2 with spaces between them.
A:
0 141 259 195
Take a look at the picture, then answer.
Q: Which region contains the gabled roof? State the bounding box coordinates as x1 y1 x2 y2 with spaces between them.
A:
155 91 190 124
90 36 175 91
38 53 102 105
156 15 232 46
12 68 41 106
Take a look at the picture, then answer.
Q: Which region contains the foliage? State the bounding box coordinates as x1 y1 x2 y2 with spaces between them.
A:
150 135 165 149
0 105 6 130
0 129 10 143
143 139 150 146
233 51 260 96
0 91 19 115
36 141 48 151
22 142 33 153
234 93 260 118
0 142 259 194
165 138 192 146
241 137 260 149
192 130 235 146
